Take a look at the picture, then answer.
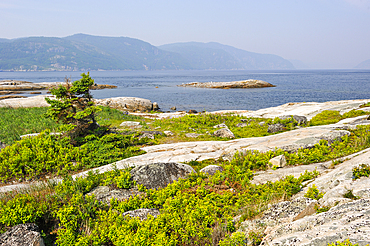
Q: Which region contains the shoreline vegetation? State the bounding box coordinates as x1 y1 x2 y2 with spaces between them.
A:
0 77 369 245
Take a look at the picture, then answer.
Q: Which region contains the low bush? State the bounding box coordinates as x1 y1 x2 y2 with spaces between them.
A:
309 110 342 126
352 164 370 180
328 239 369 246
309 109 368 126
304 184 324 200
0 154 319 245
0 131 145 182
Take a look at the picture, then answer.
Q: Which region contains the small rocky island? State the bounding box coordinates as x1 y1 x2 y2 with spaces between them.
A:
0 80 117 99
178 79 275 89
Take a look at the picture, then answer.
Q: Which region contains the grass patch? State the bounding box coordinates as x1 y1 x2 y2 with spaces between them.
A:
0 106 143 145
141 113 302 144
0 107 59 145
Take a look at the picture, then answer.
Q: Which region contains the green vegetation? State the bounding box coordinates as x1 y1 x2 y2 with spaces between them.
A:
188 125 370 172
304 184 324 200
0 107 59 145
0 130 146 182
314 204 331 213
1 92 370 245
309 109 368 126
353 164 370 180
0 160 319 245
142 113 303 144
0 106 139 145
45 73 102 144
343 189 360 200
359 102 370 108
328 239 369 246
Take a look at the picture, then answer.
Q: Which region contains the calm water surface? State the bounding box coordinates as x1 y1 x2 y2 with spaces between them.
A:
1 70 369 112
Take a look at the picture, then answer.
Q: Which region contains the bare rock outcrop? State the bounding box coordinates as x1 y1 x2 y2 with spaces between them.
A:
178 79 275 89
200 165 224 176
85 186 144 204
122 208 160 221
0 223 45 246
213 128 235 138
261 199 370 245
130 162 195 190
236 144 370 245
0 95 159 112
94 97 158 112
240 99 370 120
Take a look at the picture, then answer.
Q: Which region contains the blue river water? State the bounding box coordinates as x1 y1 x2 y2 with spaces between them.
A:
0 69 369 112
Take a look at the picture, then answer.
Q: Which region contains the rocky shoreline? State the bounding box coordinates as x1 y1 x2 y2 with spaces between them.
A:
0 79 117 97
177 79 275 89
1 98 370 245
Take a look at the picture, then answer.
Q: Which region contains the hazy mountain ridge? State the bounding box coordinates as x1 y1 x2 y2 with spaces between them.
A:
0 34 294 71
355 59 370 69
159 42 295 70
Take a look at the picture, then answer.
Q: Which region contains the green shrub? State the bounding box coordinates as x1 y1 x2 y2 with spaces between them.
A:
309 110 342 126
328 239 369 246
102 168 135 189
309 109 368 126
304 184 324 200
353 164 370 180
0 131 145 182
343 189 360 200
0 193 48 227
218 232 246 246
314 204 331 213
45 73 101 143
359 102 370 108
342 109 368 119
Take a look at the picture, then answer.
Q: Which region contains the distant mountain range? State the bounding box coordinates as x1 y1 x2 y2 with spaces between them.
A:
0 34 295 71
355 59 370 69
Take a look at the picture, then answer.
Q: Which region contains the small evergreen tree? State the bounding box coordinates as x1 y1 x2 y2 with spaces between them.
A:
45 72 101 143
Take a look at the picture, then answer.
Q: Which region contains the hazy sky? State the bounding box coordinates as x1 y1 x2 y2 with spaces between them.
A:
1 0 370 68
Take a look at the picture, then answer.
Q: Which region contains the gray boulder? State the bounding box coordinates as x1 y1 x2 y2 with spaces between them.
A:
86 186 144 204
138 131 163 140
213 128 235 138
268 155 287 168
213 123 228 128
0 223 45 246
200 165 224 176
95 97 155 112
236 123 248 127
185 133 202 138
267 123 285 133
164 131 174 136
279 115 307 125
130 163 196 190
122 208 160 221
120 121 141 127
152 102 160 111
0 141 6 150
